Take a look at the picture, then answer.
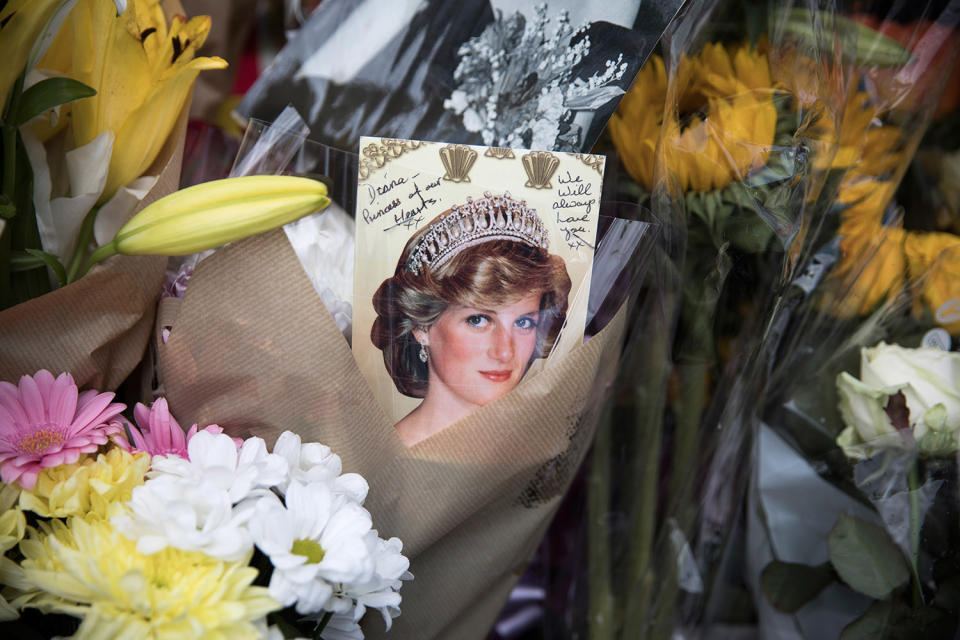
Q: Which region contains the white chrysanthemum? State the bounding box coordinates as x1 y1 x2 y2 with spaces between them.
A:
112 474 254 562
319 612 364 640
272 431 367 503
250 481 376 615
151 431 288 503
330 531 411 630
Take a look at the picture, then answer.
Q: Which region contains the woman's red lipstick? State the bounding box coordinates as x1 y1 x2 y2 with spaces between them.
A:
479 370 512 382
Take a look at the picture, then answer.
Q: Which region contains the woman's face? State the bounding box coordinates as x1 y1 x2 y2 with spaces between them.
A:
417 293 542 411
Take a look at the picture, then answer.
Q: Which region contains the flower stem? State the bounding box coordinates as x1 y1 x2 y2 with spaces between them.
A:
907 460 922 609
0 74 24 307
588 406 615 640
313 611 332 639
620 288 674 639
65 205 101 284
1 74 23 211
79 242 118 278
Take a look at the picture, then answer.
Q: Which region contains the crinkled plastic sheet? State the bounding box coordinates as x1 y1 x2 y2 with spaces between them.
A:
600 0 960 638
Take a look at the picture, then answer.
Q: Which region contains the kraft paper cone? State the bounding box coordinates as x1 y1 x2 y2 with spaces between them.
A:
0 103 188 391
157 228 626 640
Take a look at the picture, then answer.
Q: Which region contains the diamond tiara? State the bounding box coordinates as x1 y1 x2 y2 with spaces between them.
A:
405 192 550 275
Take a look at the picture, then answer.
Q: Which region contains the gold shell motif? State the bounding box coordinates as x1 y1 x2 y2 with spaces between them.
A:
522 151 560 189
439 144 478 183
484 147 515 159
575 153 605 175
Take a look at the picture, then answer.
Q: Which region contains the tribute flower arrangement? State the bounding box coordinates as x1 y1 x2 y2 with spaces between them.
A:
0 370 410 639
587 2 960 638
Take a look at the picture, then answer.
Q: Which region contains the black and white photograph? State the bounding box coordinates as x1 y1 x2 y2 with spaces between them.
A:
235 0 683 154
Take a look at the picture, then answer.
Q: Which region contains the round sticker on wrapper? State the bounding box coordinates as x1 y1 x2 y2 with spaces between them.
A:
922 328 951 351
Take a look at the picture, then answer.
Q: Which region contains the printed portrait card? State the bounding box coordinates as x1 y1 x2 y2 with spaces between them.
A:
352 137 604 445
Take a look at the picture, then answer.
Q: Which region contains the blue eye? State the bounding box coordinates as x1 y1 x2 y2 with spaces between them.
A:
466 314 489 328
515 317 537 330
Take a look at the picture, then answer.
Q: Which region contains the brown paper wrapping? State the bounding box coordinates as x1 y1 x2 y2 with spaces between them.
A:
157 229 626 640
0 108 188 391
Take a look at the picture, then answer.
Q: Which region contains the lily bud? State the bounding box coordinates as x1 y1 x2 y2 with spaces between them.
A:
87 175 329 266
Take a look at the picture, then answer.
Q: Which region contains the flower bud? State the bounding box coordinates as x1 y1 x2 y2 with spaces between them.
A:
89 175 329 265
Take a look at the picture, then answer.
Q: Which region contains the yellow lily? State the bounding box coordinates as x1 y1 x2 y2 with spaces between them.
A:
66 0 226 202
0 0 64 111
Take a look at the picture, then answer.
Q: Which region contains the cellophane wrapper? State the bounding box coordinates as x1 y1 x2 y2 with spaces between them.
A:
593 0 960 637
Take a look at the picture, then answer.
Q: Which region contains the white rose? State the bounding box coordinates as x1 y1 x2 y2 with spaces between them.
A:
836 342 960 458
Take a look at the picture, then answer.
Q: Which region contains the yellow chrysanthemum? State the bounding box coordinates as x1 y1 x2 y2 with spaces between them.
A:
17 514 279 639
0 483 26 621
18 446 149 520
905 232 960 334
610 42 776 192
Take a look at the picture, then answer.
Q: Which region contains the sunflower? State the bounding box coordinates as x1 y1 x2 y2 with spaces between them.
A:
610 42 777 193
826 216 907 317
904 232 960 334
15 512 279 639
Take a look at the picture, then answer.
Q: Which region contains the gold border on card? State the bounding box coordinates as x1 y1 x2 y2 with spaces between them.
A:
574 153 604 175
359 138 427 180
484 147 515 159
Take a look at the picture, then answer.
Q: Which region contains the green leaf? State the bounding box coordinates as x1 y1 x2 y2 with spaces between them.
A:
0 194 14 219
14 78 96 127
724 213 774 253
778 9 913 68
760 560 834 612
838 599 950 640
22 248 66 287
840 600 897 640
828 514 910 600
10 250 46 272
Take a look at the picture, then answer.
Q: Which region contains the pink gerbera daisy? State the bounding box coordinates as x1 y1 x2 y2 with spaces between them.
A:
126 397 238 459
0 370 125 490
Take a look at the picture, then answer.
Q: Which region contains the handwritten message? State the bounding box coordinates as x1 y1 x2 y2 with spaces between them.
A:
361 172 442 232
553 170 596 251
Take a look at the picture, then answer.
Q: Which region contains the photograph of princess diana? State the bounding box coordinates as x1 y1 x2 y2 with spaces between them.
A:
371 195 572 446
352 137 603 446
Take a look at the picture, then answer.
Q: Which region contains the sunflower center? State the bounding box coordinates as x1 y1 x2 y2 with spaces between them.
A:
17 426 66 455
291 538 325 564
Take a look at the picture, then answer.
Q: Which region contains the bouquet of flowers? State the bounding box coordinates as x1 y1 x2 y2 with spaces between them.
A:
579 0 960 637
0 0 225 390
0 369 409 639
618 2 960 636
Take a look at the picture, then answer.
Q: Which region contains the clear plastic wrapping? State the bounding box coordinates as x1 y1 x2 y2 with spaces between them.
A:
599 0 960 637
